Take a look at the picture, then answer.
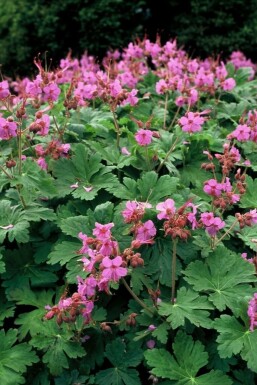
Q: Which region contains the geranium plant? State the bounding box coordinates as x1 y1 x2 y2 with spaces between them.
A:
1 38 257 384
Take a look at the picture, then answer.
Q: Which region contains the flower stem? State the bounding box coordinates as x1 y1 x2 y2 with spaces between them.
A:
163 93 168 129
112 111 120 149
121 278 155 316
212 218 238 249
168 106 180 130
171 239 178 305
156 136 179 173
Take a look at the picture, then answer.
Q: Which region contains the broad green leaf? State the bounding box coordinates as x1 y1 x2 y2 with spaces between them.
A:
0 200 30 243
70 106 113 132
105 338 143 368
158 287 213 329
54 370 89 385
12 159 57 198
152 322 170 344
2 246 58 297
239 176 257 208
141 238 181 287
214 314 257 373
145 331 232 384
0 329 38 385
59 216 91 237
108 171 179 203
237 226 257 252
95 368 141 385
52 144 120 200
47 240 81 266
184 246 257 311
30 322 86 375
23 204 56 222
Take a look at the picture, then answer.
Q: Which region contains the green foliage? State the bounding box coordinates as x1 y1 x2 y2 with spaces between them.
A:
30 321 86 375
145 331 232 384
0 329 38 384
95 339 143 385
183 246 257 311
158 287 214 329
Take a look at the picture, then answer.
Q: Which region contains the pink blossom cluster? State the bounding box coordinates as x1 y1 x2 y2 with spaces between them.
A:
122 200 157 247
156 198 198 239
203 178 240 204
178 111 208 133
0 117 17 140
228 110 257 143
200 212 225 237
45 222 128 325
248 293 257 331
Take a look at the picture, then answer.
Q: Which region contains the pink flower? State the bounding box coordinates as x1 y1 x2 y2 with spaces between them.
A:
37 157 47 170
135 129 153 146
121 147 131 155
43 83 61 102
222 78 236 91
201 212 225 236
99 239 118 256
122 201 151 223
248 293 257 331
227 124 251 141
0 80 10 99
78 232 91 254
156 79 169 94
136 220 156 241
146 339 156 349
178 111 205 133
101 256 127 281
203 179 224 197
156 199 176 220
25 79 42 97
36 114 50 136
110 79 123 98
77 276 98 297
93 222 114 241
0 118 17 140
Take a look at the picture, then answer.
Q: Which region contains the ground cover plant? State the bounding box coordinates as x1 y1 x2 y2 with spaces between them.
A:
1 38 257 384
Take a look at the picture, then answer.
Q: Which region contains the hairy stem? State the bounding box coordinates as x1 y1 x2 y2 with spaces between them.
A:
121 278 155 316
171 239 178 305
212 218 239 249
112 111 120 149
163 93 168 129
156 136 179 173
168 106 180 130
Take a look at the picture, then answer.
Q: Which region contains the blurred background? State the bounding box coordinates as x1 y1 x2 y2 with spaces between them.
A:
1 0 257 77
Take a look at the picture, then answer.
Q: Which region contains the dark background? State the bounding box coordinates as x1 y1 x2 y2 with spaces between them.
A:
1 0 257 77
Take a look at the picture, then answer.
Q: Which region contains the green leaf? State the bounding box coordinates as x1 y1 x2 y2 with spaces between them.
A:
239 176 257 208
52 144 120 200
47 240 81 266
2 246 58 297
23 204 56 222
145 331 232 384
158 287 213 329
105 338 143 368
214 314 257 373
95 368 141 385
13 159 57 198
108 171 179 203
30 322 86 376
59 216 91 238
141 238 180 287
0 329 38 385
184 246 257 311
152 322 170 344
0 200 30 243
237 226 257 252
